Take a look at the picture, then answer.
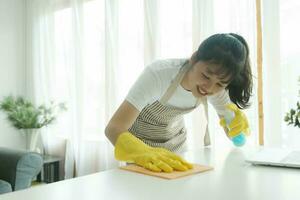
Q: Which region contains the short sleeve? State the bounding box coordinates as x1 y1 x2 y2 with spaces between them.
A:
125 65 162 111
207 89 232 116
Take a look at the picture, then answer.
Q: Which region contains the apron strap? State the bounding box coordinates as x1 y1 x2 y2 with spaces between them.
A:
203 99 211 146
159 59 211 146
160 60 191 104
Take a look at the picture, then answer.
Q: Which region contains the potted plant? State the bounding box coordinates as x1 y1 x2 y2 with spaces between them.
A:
0 96 67 152
284 77 300 128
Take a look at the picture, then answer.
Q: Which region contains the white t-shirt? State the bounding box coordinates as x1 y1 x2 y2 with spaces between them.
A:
126 59 231 115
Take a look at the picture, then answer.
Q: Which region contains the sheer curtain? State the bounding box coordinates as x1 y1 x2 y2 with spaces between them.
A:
25 0 259 178
279 0 300 148
26 0 120 178
262 0 300 148
209 0 258 147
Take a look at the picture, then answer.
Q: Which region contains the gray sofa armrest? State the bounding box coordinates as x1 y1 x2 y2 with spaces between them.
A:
0 147 43 191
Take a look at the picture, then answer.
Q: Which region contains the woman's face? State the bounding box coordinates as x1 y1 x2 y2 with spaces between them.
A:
184 61 231 98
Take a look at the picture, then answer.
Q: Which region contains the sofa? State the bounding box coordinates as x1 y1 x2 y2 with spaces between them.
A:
0 147 43 194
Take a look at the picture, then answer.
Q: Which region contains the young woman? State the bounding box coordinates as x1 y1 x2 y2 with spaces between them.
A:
105 33 252 173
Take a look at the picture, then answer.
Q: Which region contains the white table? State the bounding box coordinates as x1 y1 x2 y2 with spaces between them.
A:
1 145 300 200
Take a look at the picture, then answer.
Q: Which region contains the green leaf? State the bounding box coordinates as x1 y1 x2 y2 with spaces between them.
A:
0 96 67 129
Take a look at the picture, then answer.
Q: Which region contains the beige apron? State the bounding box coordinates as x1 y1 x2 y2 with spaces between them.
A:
128 61 210 153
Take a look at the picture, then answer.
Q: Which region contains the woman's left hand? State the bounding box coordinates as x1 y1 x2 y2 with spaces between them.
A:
219 103 250 138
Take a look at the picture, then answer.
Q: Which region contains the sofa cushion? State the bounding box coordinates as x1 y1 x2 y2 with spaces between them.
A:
0 180 12 194
15 153 43 190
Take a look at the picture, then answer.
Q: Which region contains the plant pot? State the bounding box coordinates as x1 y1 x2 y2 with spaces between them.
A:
21 129 42 153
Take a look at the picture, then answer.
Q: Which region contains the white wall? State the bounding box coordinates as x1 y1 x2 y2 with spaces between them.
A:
0 0 26 149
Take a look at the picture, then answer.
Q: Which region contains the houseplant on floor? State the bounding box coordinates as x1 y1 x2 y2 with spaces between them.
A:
0 96 67 153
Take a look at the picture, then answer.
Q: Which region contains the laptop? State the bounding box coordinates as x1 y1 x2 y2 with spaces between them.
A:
245 148 300 168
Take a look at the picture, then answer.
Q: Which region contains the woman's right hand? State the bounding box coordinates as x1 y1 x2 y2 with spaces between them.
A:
115 132 193 172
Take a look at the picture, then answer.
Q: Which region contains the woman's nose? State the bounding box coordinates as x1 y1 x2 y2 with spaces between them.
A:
203 80 214 93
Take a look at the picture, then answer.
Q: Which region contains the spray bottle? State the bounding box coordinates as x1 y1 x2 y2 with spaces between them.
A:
223 109 246 147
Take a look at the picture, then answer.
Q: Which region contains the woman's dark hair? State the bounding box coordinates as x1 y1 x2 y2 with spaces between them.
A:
195 33 253 109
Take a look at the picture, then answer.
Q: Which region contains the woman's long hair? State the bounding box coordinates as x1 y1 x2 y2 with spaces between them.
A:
195 33 253 109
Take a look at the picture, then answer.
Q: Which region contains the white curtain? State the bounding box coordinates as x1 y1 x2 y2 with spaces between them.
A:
206 0 258 148
26 0 120 178
262 0 300 148
25 0 259 178
262 0 281 147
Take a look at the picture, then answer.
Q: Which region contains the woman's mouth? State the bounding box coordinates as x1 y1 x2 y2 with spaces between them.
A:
197 86 208 96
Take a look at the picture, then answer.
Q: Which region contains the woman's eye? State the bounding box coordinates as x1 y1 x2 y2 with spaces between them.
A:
202 73 209 79
217 83 224 87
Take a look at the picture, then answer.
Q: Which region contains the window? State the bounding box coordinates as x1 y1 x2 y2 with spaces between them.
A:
280 0 300 148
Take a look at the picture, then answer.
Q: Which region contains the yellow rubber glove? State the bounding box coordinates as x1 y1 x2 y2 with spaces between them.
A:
219 103 250 138
115 131 193 173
